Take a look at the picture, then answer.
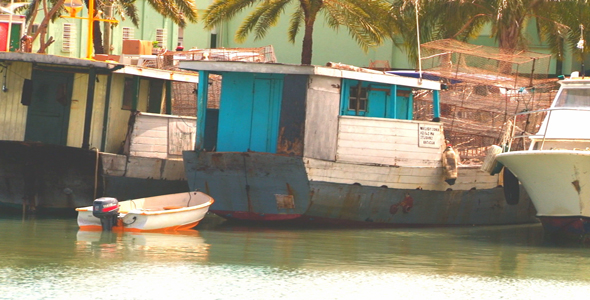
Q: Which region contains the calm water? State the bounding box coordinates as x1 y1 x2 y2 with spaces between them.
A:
1 213 590 300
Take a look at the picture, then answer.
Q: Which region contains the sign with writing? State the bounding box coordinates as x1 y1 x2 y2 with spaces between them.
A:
418 124 442 148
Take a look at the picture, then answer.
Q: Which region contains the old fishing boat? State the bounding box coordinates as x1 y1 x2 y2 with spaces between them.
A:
496 73 590 240
179 60 537 226
0 52 198 215
76 191 214 232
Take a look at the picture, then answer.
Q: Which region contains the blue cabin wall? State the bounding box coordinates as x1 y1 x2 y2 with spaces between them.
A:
216 72 284 153
340 79 412 120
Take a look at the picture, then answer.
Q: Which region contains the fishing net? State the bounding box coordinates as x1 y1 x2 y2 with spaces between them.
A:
415 39 558 164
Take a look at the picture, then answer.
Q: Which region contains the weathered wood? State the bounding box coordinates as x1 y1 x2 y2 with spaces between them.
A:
305 158 499 191
0 62 31 141
303 75 340 160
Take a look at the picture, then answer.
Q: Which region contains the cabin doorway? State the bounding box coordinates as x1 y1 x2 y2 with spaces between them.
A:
24 70 73 145
216 73 283 153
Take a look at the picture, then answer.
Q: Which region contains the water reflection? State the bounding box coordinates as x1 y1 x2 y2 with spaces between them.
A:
2 216 590 299
75 230 210 261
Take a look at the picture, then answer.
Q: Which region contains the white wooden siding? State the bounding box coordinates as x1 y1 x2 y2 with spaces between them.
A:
128 113 196 159
0 62 31 141
336 116 445 167
303 75 340 161
305 158 499 191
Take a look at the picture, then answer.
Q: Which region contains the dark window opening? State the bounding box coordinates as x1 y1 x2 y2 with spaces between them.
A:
122 77 134 110
349 86 367 112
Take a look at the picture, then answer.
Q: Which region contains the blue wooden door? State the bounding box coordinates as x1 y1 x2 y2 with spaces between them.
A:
367 88 387 118
217 73 282 153
249 78 281 152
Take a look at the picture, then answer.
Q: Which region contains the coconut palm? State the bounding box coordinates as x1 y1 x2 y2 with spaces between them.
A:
88 0 198 54
24 0 198 54
387 0 589 69
203 0 391 65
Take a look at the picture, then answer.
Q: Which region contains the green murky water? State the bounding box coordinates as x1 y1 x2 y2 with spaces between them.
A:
1 214 589 299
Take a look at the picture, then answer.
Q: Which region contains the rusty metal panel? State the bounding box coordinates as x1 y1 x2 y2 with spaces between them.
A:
275 194 295 209
305 181 537 225
277 74 307 156
183 151 310 217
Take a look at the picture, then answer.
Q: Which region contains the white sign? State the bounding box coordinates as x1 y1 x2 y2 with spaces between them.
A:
418 124 442 148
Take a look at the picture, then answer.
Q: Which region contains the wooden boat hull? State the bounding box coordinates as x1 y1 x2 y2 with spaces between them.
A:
184 151 537 226
497 150 590 239
76 191 214 232
0 141 189 215
0 141 98 215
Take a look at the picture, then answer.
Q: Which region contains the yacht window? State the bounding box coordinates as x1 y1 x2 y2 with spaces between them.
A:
554 87 590 107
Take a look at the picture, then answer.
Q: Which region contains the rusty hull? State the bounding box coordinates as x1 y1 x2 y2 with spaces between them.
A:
183 151 538 226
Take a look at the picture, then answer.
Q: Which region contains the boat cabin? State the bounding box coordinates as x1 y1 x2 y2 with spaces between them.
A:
527 77 590 151
179 61 443 168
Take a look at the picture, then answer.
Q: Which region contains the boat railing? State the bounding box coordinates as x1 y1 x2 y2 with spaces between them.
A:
507 106 590 151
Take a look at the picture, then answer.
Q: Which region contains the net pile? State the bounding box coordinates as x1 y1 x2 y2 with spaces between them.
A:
416 39 557 163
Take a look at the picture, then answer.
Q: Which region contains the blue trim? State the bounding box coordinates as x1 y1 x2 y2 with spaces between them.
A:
390 85 397 118
196 70 209 150
433 90 440 119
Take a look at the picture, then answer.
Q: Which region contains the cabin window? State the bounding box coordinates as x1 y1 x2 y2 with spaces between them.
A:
341 79 413 120
554 87 590 108
348 86 368 113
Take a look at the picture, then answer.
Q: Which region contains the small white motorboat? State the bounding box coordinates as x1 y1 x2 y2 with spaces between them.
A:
76 191 214 232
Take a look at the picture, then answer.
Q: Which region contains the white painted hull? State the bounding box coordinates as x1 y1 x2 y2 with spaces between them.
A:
496 150 590 218
76 191 214 232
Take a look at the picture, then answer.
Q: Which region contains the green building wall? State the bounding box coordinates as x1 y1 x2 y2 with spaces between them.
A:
31 0 589 77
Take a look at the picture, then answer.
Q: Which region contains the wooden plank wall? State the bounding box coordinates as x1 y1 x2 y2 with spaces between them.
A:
129 113 196 159
336 116 444 168
67 74 108 149
104 74 132 153
303 75 340 161
0 62 31 141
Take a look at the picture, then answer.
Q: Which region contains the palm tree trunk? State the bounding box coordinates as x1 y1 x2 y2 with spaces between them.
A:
93 20 104 54
84 0 104 54
301 21 314 65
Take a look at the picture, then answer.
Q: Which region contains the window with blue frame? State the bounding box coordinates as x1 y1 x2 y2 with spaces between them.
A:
348 85 367 114
341 79 413 120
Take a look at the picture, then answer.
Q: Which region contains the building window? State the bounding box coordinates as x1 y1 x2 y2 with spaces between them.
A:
62 23 76 53
122 27 134 40
349 85 367 112
155 28 167 48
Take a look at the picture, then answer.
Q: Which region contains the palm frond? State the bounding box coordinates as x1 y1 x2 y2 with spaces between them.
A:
204 0 258 29
287 6 303 43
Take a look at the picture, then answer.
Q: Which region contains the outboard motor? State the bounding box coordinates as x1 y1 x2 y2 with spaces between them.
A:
92 197 119 231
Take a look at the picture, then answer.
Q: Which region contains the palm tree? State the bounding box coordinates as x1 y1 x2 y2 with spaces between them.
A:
88 0 198 54
25 0 198 54
387 0 589 70
203 0 391 65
